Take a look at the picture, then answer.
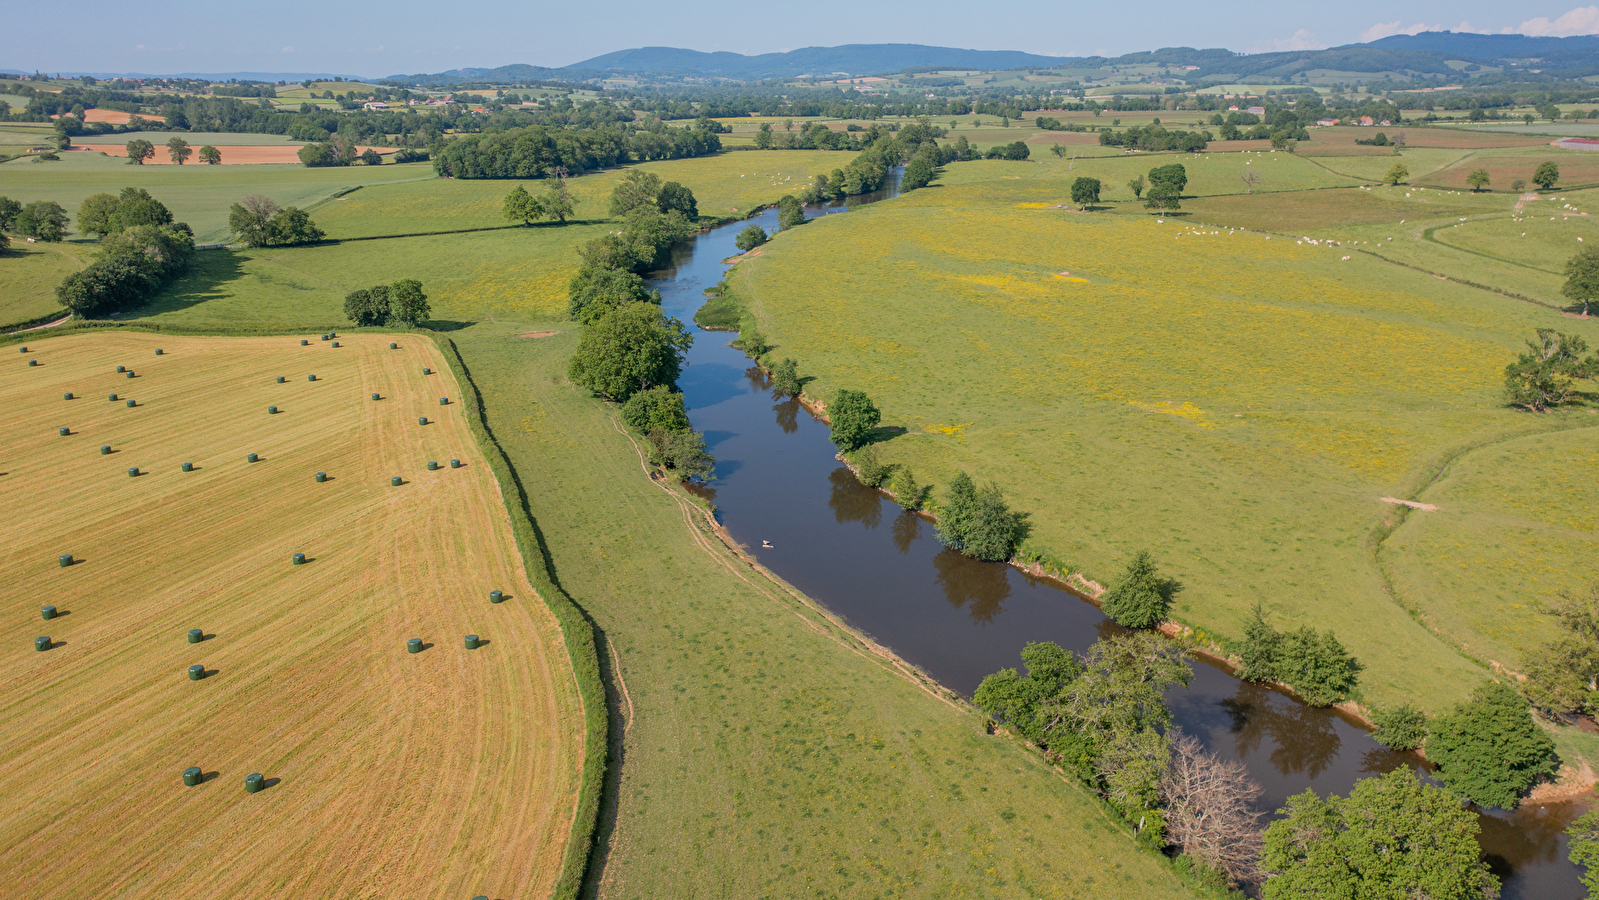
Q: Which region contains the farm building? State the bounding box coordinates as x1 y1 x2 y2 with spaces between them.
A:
1555 137 1599 151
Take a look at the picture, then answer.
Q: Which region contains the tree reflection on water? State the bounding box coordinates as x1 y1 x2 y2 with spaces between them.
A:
1219 682 1342 780
933 547 1011 624
827 467 881 529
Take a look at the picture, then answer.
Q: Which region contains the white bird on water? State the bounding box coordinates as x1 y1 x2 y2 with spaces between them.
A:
761 540 774 548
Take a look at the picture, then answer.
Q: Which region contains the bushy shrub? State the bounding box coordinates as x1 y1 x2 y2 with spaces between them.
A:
827 389 880 451
1369 703 1428 751
1100 551 1169 629
621 386 691 434
770 357 801 397
1427 681 1557 809
735 224 768 252
890 466 927 510
850 446 891 487
935 471 1029 562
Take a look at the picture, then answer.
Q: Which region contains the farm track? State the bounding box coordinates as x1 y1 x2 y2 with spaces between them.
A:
0 332 584 900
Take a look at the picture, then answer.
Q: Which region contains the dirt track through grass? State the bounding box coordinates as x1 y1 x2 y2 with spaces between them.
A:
0 332 583 900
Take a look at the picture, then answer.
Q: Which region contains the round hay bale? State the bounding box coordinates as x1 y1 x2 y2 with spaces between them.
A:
108 394 117 402
63 392 73 400
100 446 111 455
450 459 461 468
58 553 73 567
247 453 259 463
315 471 327 483
371 393 380 401
27 359 37 367
489 590 503 604
18 346 26 353
59 427 69 436
391 476 402 486
155 349 163 356
307 374 316 382
127 467 139 477
116 366 125 373
292 552 305 565
439 397 448 406
465 634 480 650
188 629 203 643
125 371 134 379
188 664 204 681
267 406 278 415
35 636 50 652
407 638 422 654
181 462 193 472
300 339 309 346
245 773 264 793
182 767 201 787
332 341 340 348
125 399 136 408
42 606 56 620
427 461 438 471
277 376 285 384
423 367 432 375
418 416 427 426
389 342 398 350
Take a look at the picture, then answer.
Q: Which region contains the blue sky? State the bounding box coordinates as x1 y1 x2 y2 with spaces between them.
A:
11 2 1599 76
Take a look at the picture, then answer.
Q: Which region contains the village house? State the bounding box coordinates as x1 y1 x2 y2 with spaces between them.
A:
1247 106 1266 116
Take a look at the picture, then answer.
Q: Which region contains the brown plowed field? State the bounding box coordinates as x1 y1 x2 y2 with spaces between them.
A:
0 332 583 900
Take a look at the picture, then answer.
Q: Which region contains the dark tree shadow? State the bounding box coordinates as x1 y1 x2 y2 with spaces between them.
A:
864 424 908 445
891 510 923 554
424 320 473 332
828 467 881 529
933 547 1011 624
125 251 245 318
773 398 799 434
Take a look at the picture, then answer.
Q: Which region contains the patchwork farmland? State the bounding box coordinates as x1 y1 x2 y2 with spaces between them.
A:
0 332 583 899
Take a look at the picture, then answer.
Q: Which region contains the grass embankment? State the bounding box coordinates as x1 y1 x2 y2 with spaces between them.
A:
0 240 90 330
729 164 1599 723
0 331 584 899
449 322 1203 899
113 160 1209 897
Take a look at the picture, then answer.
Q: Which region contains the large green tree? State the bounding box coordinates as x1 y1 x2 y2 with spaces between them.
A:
166 136 191 165
0 196 21 232
1563 246 1599 316
1522 583 1599 717
1261 768 1498 900
227 195 280 247
389 279 430 326
568 266 659 324
568 302 693 401
609 169 663 217
1070 176 1101 209
125 139 154 165
1533 161 1561 191
735 224 768 252
656 181 698 218
198 145 222 165
76 193 122 239
827 389 881 451
1503 328 1597 411
16 201 69 242
933 472 1029 562
1100 551 1170 629
1427 680 1557 808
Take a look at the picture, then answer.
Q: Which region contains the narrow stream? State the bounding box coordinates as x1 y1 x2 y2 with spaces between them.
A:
646 170 1588 898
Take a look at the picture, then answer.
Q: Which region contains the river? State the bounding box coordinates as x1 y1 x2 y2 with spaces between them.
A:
644 168 1588 898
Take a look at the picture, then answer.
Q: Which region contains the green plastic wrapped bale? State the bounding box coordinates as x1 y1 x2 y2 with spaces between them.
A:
427 461 438 471
418 417 427 426
42 606 56 620
182 767 201 786
371 393 380 401
63 392 72 400
188 629 203 643
245 773 264 793
450 459 461 469
128 467 139 477
100 446 110 455
465 634 480 650
315 472 327 483
307 374 316 382
391 476 402 486
389 343 398 349
423 367 431 375
116 366 125 373
277 376 285 384
28 360 37 367
247 453 258 463
18 346 26 353
35 636 50 652
268 406 277 415
58 553 73 567
188 665 204 681
155 349 163 356
439 397 448 406
407 638 422 654
332 341 340 348
126 371 134 379
108 394 117 402
300 339 308 346
181 462 193 472
292 552 305 565
489 590 503 604
59 427 69 436
126 399 136 408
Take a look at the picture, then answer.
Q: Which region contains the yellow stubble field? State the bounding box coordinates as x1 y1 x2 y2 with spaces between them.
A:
0 331 582 899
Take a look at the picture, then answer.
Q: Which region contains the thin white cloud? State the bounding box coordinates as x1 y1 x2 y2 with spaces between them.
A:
1249 29 1327 53
1513 6 1599 36
1360 21 1442 41
282 46 294 53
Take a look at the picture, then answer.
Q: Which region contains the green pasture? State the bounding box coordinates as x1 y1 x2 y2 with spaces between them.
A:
0 157 434 243
1178 186 1495 233
729 167 1599 715
446 320 1201 899
91 149 1209 895
1429 208 1599 279
935 151 1360 202
0 240 91 328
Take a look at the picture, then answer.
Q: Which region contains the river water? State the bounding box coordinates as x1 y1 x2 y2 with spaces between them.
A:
645 171 1588 898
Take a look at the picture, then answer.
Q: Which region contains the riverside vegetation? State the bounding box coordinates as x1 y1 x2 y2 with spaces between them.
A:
0 149 1223 898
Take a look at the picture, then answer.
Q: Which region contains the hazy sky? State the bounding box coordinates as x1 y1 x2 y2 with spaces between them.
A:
10 2 1599 76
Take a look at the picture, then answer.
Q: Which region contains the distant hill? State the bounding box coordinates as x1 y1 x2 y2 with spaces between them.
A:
564 44 1073 79
381 63 593 85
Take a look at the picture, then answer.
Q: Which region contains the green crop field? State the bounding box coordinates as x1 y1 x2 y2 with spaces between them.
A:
0 156 435 243
0 240 92 329
0 331 584 899
729 162 1599 723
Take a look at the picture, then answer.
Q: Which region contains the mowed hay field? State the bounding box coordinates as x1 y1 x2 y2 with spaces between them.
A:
0 332 583 900
731 170 1599 711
